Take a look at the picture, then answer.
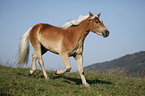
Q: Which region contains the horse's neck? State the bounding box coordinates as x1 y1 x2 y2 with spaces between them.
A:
72 20 90 40
67 20 90 46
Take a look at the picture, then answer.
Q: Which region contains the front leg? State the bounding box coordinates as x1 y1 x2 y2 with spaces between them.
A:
75 54 90 87
55 53 71 75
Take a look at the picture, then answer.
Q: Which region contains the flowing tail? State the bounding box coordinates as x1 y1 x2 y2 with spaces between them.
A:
18 28 32 65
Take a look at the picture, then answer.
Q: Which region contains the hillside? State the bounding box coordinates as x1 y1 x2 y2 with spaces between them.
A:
84 51 145 78
0 65 145 95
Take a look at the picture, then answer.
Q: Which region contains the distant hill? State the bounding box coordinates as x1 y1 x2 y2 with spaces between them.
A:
84 51 145 78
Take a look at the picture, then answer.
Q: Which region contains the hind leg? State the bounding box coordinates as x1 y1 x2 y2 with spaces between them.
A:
35 45 48 79
30 53 37 75
30 40 48 79
29 49 48 79
30 45 47 75
38 55 48 79
29 25 48 79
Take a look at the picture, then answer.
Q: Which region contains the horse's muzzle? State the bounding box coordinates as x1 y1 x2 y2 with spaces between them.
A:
102 30 109 38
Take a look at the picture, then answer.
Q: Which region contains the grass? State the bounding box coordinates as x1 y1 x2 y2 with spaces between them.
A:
0 65 145 96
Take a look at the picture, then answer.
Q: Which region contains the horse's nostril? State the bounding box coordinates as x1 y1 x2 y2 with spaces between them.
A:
106 30 109 35
102 30 109 37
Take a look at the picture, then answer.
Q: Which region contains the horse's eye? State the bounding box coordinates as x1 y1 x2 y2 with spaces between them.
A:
95 21 99 23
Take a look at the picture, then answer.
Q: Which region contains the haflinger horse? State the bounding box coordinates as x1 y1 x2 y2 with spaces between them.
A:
18 12 109 87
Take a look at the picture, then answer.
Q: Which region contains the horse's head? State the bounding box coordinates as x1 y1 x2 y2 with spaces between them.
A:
88 12 109 38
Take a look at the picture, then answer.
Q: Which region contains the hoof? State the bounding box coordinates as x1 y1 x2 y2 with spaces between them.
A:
29 70 36 76
45 77 50 80
55 70 60 75
84 83 90 88
55 70 63 75
29 73 33 76
30 70 34 74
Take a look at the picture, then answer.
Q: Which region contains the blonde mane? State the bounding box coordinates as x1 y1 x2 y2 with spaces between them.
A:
60 14 89 29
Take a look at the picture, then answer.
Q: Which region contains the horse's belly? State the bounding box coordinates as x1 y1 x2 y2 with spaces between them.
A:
41 40 62 54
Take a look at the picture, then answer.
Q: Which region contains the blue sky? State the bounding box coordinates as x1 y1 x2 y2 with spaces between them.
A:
0 0 145 71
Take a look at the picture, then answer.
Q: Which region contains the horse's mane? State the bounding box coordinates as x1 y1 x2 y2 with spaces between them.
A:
60 14 89 29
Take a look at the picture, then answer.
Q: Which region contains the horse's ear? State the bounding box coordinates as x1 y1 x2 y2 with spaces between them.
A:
89 11 94 17
97 12 101 18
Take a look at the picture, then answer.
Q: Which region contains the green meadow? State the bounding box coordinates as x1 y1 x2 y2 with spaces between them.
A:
0 65 145 96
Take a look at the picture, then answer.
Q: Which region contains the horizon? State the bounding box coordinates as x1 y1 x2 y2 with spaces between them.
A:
0 49 144 71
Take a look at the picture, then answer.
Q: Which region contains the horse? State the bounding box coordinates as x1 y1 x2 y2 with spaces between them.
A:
18 12 109 87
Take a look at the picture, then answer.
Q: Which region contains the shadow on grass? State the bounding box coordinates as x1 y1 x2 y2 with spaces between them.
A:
17 70 112 85
62 76 112 85
16 70 45 78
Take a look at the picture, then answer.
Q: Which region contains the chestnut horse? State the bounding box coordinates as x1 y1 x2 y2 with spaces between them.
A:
18 12 109 87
